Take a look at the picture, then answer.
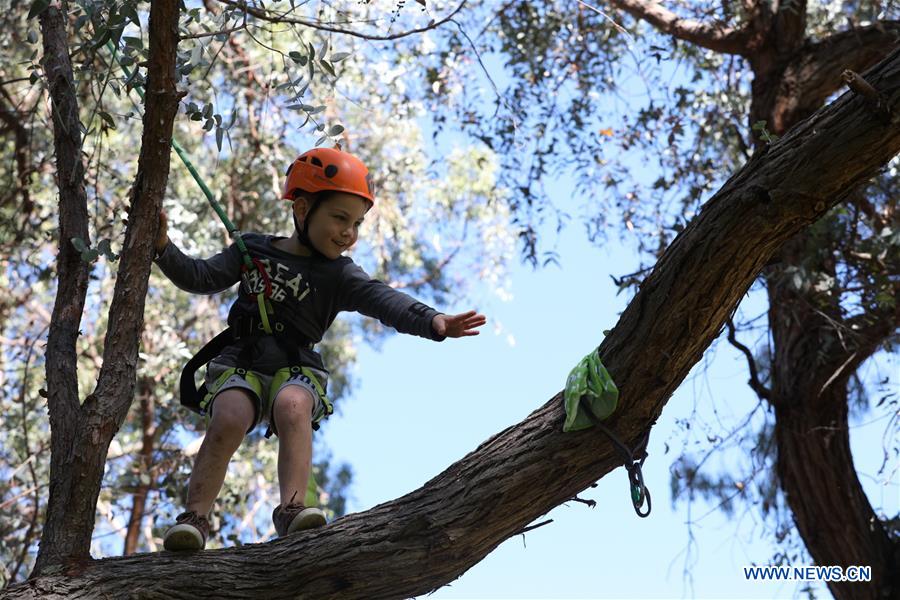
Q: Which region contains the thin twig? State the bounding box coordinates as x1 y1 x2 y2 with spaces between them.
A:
180 21 248 40
567 496 597 508
725 318 771 401
513 518 553 536
575 0 636 44
217 0 466 41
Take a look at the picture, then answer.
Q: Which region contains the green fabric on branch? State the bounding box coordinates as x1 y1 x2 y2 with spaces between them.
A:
563 350 618 432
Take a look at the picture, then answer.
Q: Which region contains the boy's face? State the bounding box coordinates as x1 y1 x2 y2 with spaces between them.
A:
295 192 370 259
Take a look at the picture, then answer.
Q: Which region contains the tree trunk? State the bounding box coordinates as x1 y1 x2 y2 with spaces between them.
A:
753 20 900 600
6 45 900 600
31 0 182 576
35 2 93 575
124 382 156 556
771 323 899 599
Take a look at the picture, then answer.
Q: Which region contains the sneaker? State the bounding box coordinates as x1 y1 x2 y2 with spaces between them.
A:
272 502 326 537
163 511 209 551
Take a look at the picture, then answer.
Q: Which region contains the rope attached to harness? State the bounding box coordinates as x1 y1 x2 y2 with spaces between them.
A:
107 41 274 329
564 349 652 518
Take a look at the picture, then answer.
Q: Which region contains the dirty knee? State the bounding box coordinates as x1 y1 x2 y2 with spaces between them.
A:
209 394 255 439
274 388 315 429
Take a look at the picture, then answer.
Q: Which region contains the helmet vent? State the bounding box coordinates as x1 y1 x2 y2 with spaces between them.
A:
298 156 308 162
311 157 323 167
325 165 338 178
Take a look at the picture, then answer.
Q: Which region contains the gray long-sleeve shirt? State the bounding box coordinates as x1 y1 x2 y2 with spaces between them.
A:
154 233 445 373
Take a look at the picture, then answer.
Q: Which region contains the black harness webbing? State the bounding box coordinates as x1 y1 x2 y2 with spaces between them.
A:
179 328 238 415
178 320 316 416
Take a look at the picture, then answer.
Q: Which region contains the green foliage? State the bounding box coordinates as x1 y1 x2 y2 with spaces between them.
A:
751 120 779 144
26 0 49 20
71 237 119 263
0 0 514 578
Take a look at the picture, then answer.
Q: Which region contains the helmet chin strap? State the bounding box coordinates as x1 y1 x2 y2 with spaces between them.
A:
293 205 329 259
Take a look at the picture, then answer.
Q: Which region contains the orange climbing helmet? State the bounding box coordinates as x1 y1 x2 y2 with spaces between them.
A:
282 147 375 204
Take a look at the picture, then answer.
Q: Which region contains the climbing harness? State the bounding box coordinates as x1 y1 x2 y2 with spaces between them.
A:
178 316 332 437
563 349 652 518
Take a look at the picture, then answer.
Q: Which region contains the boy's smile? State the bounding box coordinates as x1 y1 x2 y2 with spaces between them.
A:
295 192 370 259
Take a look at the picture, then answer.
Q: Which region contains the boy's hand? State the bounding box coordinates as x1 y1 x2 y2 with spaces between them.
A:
156 210 169 254
432 310 487 338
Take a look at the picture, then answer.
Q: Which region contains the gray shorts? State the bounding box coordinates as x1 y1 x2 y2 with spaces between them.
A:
204 360 331 435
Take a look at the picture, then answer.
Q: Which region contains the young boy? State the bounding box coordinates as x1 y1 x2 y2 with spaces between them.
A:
154 147 486 551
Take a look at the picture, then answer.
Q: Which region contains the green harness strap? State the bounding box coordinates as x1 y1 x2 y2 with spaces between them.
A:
108 42 274 333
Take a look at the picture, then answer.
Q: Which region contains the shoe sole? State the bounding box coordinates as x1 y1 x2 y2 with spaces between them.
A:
164 524 205 551
286 508 327 534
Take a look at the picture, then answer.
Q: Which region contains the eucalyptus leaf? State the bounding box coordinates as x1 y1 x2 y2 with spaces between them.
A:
319 60 335 77
27 0 49 20
122 3 140 26
99 111 117 129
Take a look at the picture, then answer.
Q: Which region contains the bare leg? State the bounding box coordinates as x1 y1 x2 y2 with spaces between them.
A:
185 389 256 516
272 386 315 506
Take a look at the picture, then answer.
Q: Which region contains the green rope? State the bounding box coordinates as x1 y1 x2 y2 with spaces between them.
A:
106 42 251 262
108 42 273 332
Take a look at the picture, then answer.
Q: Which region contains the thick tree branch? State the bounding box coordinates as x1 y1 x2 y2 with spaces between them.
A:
770 21 900 131
34 2 93 575
31 0 183 576
772 0 807 55
7 45 900 600
773 368 898 600
608 0 750 54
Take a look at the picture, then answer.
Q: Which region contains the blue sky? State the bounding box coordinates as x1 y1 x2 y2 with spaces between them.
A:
321 215 896 599
128 4 896 594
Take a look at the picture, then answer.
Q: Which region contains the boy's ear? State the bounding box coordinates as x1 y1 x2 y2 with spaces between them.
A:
292 195 310 221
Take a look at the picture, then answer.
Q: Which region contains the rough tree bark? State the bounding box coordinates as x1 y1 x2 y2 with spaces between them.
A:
769 244 900 600
30 0 182 576
34 1 94 575
750 14 900 600
5 44 899 600
609 2 900 597
124 379 157 556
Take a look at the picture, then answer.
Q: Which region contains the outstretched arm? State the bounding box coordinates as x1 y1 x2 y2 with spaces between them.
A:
432 310 487 338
